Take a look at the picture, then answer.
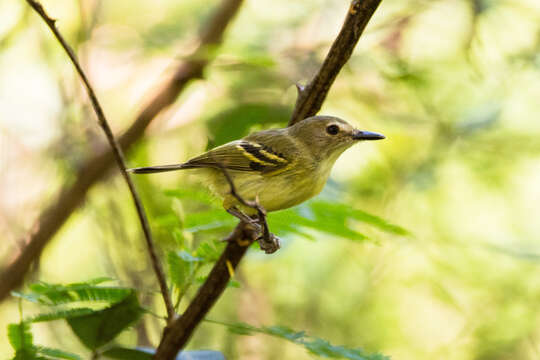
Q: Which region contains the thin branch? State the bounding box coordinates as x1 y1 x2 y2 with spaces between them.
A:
154 0 384 357
289 0 383 125
24 0 175 321
0 0 243 303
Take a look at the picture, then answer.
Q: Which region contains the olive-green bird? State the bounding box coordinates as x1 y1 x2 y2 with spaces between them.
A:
129 115 384 252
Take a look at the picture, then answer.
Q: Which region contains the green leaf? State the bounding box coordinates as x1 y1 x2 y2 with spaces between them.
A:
304 338 382 360
14 281 143 350
15 281 132 306
195 241 223 263
36 346 81 360
8 322 82 360
82 277 115 286
310 201 409 236
184 210 236 233
28 308 96 323
67 291 143 350
207 320 389 360
268 208 368 242
8 322 33 351
101 347 153 360
168 251 199 288
8 322 40 360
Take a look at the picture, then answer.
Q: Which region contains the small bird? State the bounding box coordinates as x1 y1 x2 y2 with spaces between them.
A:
129 115 384 252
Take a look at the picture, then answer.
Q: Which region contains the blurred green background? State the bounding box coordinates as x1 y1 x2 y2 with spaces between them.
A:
2 0 540 359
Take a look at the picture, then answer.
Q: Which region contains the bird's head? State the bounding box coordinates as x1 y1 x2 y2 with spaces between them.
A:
289 115 385 161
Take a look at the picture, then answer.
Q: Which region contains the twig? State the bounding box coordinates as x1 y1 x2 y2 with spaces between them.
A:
289 0 383 125
24 0 175 321
154 0 383 357
0 0 243 303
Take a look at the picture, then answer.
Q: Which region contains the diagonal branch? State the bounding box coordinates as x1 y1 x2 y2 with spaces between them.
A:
155 224 258 360
24 0 175 321
0 0 243 303
289 0 383 125
155 0 383 358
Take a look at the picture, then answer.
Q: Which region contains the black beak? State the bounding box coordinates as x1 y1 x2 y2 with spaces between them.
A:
352 130 385 140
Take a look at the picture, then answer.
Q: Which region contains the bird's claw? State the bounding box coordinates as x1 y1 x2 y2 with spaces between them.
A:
257 233 281 254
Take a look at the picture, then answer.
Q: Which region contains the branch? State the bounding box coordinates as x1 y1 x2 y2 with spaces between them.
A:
289 0 383 125
0 0 243 303
24 0 175 321
155 0 383 357
156 224 258 359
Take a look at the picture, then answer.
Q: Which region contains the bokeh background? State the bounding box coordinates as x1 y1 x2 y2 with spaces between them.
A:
2 0 540 359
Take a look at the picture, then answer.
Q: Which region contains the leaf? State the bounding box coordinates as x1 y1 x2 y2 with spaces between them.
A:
8 322 33 352
195 241 223 263
8 322 82 360
264 325 306 342
7 322 40 360
36 346 81 360
15 281 132 306
168 251 200 288
14 281 143 350
309 201 409 236
101 347 153 360
67 291 143 350
207 320 389 360
304 338 383 360
81 277 116 286
28 308 97 323
268 208 368 242
184 210 236 233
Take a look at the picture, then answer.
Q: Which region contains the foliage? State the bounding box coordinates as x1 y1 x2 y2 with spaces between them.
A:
9 279 143 355
164 187 408 243
8 321 81 360
207 320 389 360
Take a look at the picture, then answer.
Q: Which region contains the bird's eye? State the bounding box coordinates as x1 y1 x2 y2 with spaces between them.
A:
326 124 339 135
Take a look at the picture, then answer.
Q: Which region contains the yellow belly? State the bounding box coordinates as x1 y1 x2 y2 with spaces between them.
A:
202 167 329 213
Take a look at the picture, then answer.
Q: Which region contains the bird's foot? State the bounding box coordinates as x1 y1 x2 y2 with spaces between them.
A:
225 206 280 254
257 233 281 254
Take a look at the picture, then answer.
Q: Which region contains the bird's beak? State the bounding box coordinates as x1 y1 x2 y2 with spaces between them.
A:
352 129 386 140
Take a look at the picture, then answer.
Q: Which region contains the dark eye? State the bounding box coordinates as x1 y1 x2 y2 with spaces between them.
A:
326 124 339 135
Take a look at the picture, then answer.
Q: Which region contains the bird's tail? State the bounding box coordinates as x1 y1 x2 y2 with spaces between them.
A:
127 163 189 174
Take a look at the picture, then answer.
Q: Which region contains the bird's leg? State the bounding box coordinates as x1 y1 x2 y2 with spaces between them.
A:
217 164 280 254
226 207 261 231
254 210 280 254
225 206 280 254
249 196 280 254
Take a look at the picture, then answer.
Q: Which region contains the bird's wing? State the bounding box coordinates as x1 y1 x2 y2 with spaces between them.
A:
184 139 291 174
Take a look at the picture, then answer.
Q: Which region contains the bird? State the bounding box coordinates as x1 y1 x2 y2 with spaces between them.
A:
129 115 385 253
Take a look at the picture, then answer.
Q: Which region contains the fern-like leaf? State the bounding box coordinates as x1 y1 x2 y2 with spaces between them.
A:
207 320 389 360
14 281 132 306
